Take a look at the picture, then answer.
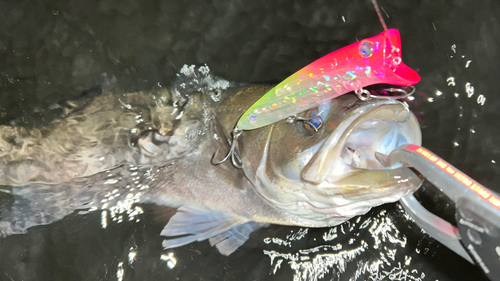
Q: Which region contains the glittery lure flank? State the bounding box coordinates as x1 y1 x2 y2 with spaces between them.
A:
237 29 420 131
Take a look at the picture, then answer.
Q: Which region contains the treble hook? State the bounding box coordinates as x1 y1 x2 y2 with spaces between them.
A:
212 127 243 168
355 87 413 123
356 86 416 101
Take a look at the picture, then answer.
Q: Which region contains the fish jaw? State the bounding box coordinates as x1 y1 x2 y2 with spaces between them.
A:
299 101 422 225
237 29 420 131
255 167 423 228
301 101 421 183
241 98 423 228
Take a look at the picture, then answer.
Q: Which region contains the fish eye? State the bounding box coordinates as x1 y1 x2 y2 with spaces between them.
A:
303 108 324 132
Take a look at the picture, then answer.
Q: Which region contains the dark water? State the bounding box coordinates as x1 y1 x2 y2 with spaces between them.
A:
0 0 498 280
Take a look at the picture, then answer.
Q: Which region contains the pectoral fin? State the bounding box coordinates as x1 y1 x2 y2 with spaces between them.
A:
161 206 265 255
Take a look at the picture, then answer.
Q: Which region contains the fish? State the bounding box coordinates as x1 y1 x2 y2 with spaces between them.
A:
0 67 423 256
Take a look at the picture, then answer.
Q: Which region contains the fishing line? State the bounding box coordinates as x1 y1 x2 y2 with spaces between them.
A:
371 0 388 31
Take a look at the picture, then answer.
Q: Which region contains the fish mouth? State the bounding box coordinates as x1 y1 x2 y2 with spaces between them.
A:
301 99 421 184
245 96 423 227
287 99 423 226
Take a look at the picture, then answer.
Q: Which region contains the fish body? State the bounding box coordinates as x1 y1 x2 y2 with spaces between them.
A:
237 29 421 130
0 71 423 255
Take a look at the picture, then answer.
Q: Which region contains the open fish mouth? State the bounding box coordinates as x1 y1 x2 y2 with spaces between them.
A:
302 99 421 184
300 100 422 224
248 96 423 227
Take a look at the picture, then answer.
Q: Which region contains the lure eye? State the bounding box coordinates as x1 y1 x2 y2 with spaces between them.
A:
304 109 324 132
359 41 374 58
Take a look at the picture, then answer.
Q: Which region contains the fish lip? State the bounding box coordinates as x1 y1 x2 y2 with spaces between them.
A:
301 98 420 184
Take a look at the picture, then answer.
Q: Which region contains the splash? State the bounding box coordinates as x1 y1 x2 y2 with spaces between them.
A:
172 64 231 101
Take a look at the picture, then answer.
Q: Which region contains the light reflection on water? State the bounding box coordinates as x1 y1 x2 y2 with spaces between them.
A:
262 207 426 281
160 252 177 269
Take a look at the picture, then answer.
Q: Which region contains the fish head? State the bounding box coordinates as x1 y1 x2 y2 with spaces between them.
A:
239 94 423 227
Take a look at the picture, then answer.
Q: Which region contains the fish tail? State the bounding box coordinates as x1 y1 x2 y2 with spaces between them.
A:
0 165 155 236
0 183 83 236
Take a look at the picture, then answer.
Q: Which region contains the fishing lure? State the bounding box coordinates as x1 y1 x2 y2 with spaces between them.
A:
239 29 419 130
213 28 421 167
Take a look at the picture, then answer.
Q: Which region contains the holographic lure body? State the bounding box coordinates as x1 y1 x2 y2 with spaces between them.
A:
237 29 420 130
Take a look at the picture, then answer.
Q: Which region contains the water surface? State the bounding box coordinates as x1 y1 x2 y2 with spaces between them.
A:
0 0 498 280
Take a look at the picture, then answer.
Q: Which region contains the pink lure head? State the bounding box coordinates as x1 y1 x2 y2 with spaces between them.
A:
237 29 420 130
358 28 420 85
316 28 420 86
